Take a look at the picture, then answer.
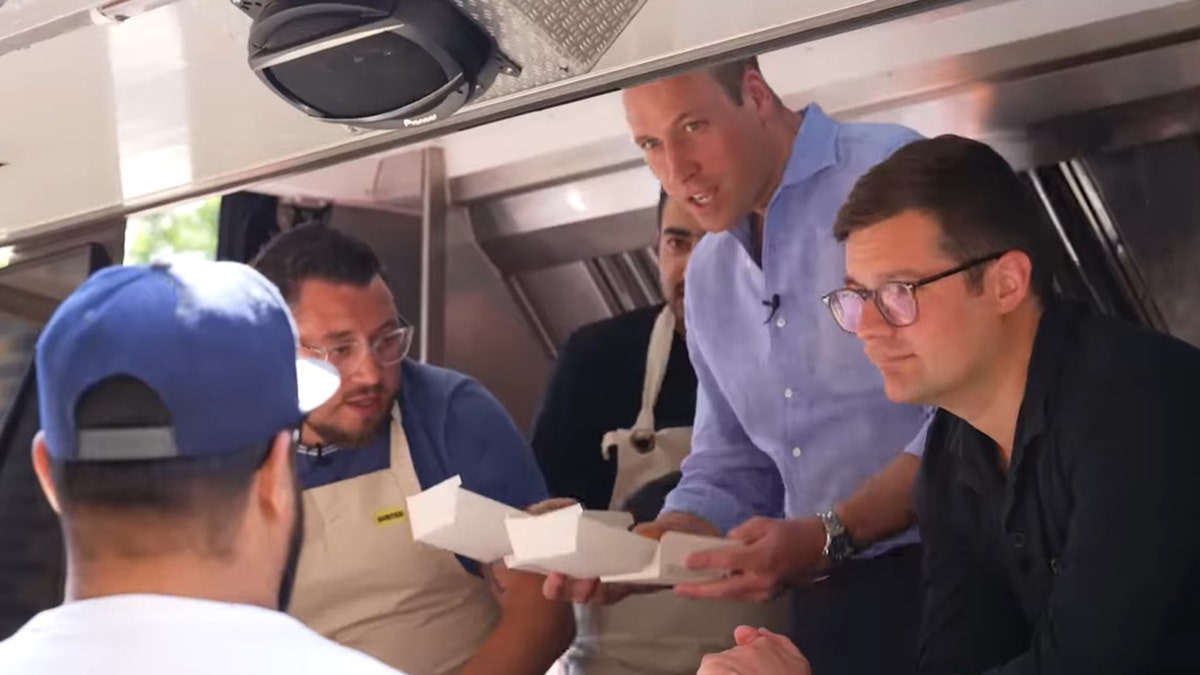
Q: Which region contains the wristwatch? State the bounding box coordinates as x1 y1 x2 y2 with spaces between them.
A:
818 508 859 566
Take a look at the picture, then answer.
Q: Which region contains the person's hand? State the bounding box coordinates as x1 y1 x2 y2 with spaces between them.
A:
696 627 811 675
675 516 828 602
541 512 717 604
636 511 721 540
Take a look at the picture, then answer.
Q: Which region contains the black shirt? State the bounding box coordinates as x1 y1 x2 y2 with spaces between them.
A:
916 300 1200 674
530 304 697 512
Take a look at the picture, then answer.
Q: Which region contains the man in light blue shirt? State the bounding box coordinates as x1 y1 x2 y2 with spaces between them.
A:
546 58 930 675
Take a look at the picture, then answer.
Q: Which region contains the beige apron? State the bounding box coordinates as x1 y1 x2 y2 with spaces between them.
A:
289 405 500 675
568 306 793 675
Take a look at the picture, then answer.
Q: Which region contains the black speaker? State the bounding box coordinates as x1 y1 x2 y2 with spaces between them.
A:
248 0 508 129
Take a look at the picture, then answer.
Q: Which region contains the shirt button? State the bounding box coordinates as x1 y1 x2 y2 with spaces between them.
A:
792 447 802 458
784 388 794 399
776 316 787 328
1010 532 1026 549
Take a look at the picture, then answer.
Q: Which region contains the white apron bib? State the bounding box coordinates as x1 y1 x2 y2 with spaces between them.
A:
568 306 793 675
289 406 500 675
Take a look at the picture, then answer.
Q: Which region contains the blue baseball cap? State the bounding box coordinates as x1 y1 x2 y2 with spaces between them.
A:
35 257 340 462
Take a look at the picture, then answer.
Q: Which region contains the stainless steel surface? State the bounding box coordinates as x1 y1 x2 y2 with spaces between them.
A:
1 0 100 39
452 0 649 101
325 204 425 344
471 165 656 238
450 0 1200 204
450 5 1200 205
1056 161 1158 327
0 6 96 56
504 274 556 357
848 32 1200 169
1 0 962 241
1067 159 1164 323
471 206 657 275
590 251 659 315
0 0 182 55
451 135 646 204
1020 87 1200 170
419 147 447 364
442 206 552 432
514 261 616 348
0 219 125 273
466 158 663 359
1078 137 1200 347
1025 170 1113 312
371 150 426 215
0 245 99 324
467 165 658 283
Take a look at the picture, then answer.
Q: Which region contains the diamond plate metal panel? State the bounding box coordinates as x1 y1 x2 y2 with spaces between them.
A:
450 0 648 101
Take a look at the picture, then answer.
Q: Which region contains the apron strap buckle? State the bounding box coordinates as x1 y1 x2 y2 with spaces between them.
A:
630 429 656 454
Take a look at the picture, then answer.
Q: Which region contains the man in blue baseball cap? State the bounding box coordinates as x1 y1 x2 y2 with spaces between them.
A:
0 257 405 674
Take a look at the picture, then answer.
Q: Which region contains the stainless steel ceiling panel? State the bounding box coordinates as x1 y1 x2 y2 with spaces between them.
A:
453 0 648 100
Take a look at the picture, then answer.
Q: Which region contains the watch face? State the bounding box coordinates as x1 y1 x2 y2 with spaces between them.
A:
827 536 853 562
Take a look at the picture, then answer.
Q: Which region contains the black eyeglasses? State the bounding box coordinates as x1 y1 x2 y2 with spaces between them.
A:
821 252 1006 334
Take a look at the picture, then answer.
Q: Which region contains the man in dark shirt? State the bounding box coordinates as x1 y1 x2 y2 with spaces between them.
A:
531 189 702 513
815 134 1200 674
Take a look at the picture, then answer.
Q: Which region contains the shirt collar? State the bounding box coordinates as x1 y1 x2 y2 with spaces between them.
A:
296 442 340 457
729 103 840 252
295 415 394 457
780 103 840 189
949 297 1084 492
1014 298 1082 447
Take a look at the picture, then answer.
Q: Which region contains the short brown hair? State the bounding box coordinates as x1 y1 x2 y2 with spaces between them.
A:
833 135 1055 298
704 56 760 105
251 225 384 304
51 376 273 559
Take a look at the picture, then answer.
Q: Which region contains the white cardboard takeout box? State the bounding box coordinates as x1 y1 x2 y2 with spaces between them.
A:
504 504 660 578
408 479 736 584
505 506 733 584
600 531 733 585
406 475 526 563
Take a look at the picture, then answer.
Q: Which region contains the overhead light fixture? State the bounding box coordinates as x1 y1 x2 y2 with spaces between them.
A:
247 0 518 130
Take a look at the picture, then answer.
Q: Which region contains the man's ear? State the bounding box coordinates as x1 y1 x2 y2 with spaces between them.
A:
993 250 1034 314
31 431 62 515
742 68 775 121
255 430 296 524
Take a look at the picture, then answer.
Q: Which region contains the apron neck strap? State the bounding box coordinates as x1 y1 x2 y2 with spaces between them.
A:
634 305 677 431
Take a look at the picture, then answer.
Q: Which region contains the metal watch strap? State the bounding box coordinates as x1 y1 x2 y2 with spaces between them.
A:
819 508 857 565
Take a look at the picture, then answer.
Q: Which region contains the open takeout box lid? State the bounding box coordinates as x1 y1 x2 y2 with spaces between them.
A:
407 475 526 563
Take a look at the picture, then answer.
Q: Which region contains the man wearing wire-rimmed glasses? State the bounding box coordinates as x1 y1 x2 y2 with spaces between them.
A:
251 225 574 675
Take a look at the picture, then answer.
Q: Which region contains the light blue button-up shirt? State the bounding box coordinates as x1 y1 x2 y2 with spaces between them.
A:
664 104 932 557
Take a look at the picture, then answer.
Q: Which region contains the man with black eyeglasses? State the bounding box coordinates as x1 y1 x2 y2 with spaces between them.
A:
250 226 574 675
819 134 1200 674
